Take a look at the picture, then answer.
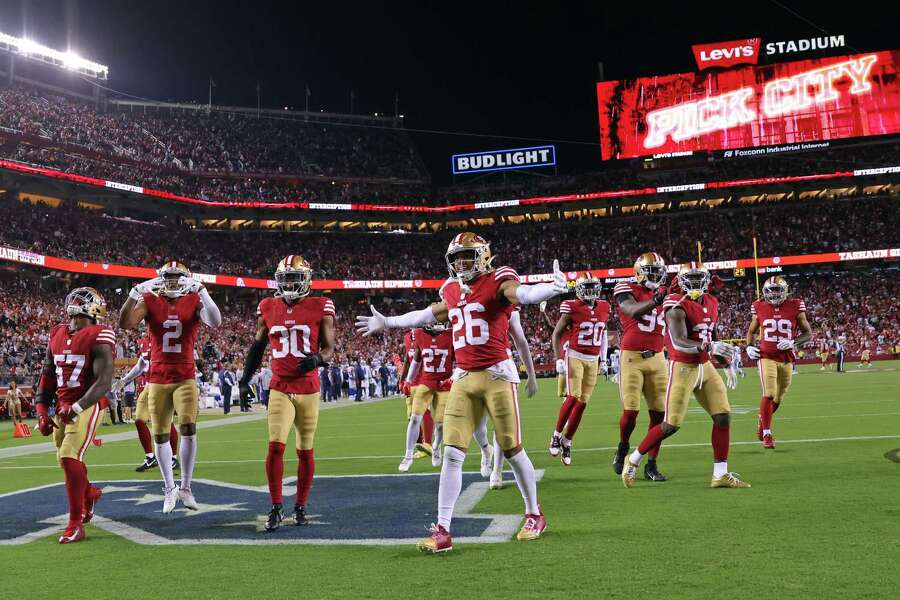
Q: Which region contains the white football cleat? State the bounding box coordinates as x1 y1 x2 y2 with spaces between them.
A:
480 445 493 478
431 445 442 468
178 487 198 510
489 470 503 490
162 486 179 514
398 457 414 473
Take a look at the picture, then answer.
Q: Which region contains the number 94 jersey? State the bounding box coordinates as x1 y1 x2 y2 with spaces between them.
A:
751 298 806 362
143 292 201 384
258 296 335 394
614 281 665 353
560 299 610 360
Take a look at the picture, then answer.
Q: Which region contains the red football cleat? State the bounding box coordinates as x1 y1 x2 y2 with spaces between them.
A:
416 524 452 553
517 512 548 541
756 415 763 441
59 522 85 544
82 486 103 523
762 434 776 449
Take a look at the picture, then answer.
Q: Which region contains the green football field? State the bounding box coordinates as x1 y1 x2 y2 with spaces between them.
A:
1 362 898 599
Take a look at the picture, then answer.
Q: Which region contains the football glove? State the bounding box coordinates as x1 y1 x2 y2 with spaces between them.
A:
355 306 387 337
56 403 77 425
725 365 738 390
652 287 667 306
298 353 324 374
599 362 609 375
129 276 164 300
551 259 568 294
539 301 548 313
400 381 412 396
180 276 204 294
709 341 736 360
438 379 453 393
35 404 55 436
776 339 794 351
555 358 567 374
746 345 760 360
238 381 252 403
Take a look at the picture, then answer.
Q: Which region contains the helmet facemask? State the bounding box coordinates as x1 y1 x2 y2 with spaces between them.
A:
157 263 191 298
763 279 788 305
65 287 107 321
446 247 491 282
575 278 602 303
677 268 711 300
424 321 449 335
275 268 312 301
638 264 667 289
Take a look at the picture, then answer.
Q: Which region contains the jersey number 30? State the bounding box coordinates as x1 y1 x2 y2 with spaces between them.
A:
270 325 312 358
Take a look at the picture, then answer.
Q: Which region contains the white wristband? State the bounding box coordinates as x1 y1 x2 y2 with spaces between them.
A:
72 403 84 415
129 287 144 301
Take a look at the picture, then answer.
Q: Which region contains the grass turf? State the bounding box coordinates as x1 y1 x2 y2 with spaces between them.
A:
1 361 898 599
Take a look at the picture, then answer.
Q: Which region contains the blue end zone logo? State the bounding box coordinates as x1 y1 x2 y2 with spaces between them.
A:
0 471 542 545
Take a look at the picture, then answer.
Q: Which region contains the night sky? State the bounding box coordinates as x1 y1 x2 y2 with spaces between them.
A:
0 0 895 182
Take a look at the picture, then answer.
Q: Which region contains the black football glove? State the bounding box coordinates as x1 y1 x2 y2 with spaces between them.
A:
652 287 667 306
298 353 324 374
238 381 252 402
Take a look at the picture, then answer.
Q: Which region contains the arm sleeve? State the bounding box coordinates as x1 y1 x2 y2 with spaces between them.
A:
199 288 223 328
405 359 421 384
515 282 561 305
120 356 147 386
239 340 266 385
600 328 609 362
384 306 437 329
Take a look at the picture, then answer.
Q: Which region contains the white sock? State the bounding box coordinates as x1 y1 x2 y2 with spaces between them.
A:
629 449 644 466
179 434 197 490
145 452 154 458
713 461 728 478
405 415 422 459
492 433 503 472
507 450 540 515
473 414 489 449
763 428 771 436
155 441 175 491
561 435 572 447
438 447 465 529
553 430 561 437
433 423 443 451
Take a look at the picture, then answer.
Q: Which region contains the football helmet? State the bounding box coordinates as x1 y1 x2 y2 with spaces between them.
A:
275 255 312 301
445 232 493 282
762 276 788 305
65 287 108 321
424 321 449 335
574 273 602 302
633 252 667 289
676 262 711 300
157 261 192 298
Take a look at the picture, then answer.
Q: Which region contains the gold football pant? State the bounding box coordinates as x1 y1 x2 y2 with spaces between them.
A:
148 380 198 435
618 350 667 412
758 358 793 404
135 387 150 421
54 403 102 464
664 361 730 427
556 373 566 398
410 384 449 423
443 371 521 452
565 356 600 403
268 390 319 450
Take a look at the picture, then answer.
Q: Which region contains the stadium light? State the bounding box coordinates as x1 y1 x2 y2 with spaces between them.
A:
0 32 108 79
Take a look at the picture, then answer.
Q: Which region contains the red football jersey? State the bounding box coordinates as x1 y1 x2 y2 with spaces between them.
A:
143 292 201 384
560 299 610 359
614 281 666 352
49 323 116 406
413 328 454 388
662 292 719 365
440 266 518 370
136 335 151 390
751 298 806 362
258 295 335 394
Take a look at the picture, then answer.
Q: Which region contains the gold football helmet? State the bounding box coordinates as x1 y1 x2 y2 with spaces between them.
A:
157 261 192 298
275 255 313 301
445 232 493 282
676 262 711 300
762 275 788 305
65 287 108 321
634 252 667 288
574 272 602 302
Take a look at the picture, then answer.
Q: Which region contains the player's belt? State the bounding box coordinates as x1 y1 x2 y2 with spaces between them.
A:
640 350 657 359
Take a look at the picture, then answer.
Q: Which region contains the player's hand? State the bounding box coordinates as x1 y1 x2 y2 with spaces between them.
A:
599 362 609 376
539 301 548 313
438 379 453 392
555 358 566 374
180 276 204 294
400 381 411 396
130 276 164 299
238 381 252 403
725 366 738 390
776 339 794 351
35 404 56 436
56 403 77 425
355 306 386 337
551 259 567 294
610 372 619 384
709 341 736 360
525 376 538 398
746 345 760 360
652 287 667 306
298 353 324 374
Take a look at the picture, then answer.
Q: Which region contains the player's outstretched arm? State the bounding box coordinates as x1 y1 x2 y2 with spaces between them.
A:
502 259 568 305
355 302 448 337
509 310 538 398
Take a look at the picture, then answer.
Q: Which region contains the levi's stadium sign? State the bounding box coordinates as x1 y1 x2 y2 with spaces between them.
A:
452 145 556 175
692 38 761 70
596 50 900 160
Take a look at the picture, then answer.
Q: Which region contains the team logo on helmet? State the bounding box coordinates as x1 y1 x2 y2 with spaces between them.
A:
65 287 107 321
157 261 192 298
676 262 711 300
762 276 788 305
446 232 493 282
574 272 602 302
275 255 313 301
634 252 667 289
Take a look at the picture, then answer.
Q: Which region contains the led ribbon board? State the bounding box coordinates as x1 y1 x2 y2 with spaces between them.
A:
597 50 900 160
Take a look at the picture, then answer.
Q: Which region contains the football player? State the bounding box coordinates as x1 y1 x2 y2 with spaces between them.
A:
549 273 609 466
402 321 454 470
34 287 115 544
113 330 180 472
540 301 568 403
745 276 812 449
611 252 669 481
119 262 222 514
399 329 433 458
238 256 335 532
622 263 750 489
357 232 568 552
